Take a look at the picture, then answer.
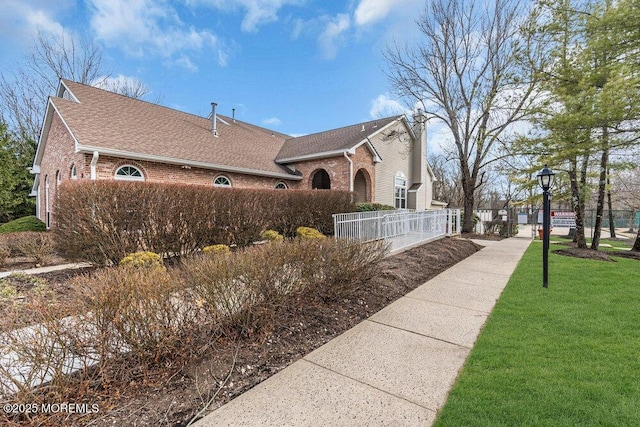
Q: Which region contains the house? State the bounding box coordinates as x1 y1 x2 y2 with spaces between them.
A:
31 79 444 228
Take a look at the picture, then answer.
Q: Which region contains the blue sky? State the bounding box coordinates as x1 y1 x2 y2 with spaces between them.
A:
1 0 426 136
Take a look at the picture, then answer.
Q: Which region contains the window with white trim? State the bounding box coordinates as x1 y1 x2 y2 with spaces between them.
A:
114 165 145 181
275 181 288 189
394 172 407 209
56 170 61 186
213 175 232 188
70 164 77 179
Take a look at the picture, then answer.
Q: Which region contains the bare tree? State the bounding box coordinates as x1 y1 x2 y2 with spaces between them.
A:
385 0 541 232
1 30 149 145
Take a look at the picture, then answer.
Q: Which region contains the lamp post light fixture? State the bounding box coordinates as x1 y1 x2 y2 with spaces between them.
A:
537 164 556 288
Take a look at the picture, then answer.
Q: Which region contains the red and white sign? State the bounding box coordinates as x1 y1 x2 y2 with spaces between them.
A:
551 211 576 228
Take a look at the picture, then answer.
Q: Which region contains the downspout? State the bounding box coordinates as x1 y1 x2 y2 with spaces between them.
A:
344 152 353 192
90 151 99 180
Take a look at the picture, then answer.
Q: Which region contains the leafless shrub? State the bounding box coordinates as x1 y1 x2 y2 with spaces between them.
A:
183 239 388 335
0 243 9 267
10 232 56 265
55 181 354 264
75 266 204 366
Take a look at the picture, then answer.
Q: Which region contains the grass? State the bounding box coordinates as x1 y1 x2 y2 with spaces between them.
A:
435 243 640 426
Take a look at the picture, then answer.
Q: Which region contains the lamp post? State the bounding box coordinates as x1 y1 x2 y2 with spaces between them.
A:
537 165 556 289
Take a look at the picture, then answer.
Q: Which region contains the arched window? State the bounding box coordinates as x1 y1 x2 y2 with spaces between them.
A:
275 181 288 189
56 170 61 186
114 165 145 181
394 171 407 209
311 169 331 190
213 175 232 188
70 164 77 179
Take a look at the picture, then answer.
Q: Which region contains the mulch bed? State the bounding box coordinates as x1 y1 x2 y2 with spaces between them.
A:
1 237 483 426
87 237 483 427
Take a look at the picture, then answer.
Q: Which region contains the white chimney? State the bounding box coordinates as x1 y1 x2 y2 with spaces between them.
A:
211 102 218 136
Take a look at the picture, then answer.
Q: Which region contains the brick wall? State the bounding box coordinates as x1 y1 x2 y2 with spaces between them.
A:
38 111 379 228
94 156 300 189
37 112 86 227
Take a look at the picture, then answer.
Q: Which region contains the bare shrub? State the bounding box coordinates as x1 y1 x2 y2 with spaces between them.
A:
0 243 9 267
75 266 203 366
310 239 388 300
10 232 55 265
182 239 388 336
0 298 93 412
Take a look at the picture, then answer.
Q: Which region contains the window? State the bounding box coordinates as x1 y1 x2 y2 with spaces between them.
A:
56 170 61 186
114 165 144 181
394 172 407 209
45 175 50 229
275 181 288 189
70 164 77 179
213 175 232 188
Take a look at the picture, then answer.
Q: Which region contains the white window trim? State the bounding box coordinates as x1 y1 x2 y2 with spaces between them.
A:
70 164 78 179
394 171 407 209
213 175 232 188
114 165 145 181
45 175 50 229
275 181 288 189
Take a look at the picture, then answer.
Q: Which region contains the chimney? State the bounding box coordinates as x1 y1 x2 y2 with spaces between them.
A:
211 102 218 136
412 108 427 185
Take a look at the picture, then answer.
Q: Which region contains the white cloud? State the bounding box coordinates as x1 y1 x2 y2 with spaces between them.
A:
188 0 304 33
89 0 222 65
263 117 282 126
174 56 199 72
369 94 410 118
354 0 421 26
354 0 395 26
318 14 350 60
0 1 67 45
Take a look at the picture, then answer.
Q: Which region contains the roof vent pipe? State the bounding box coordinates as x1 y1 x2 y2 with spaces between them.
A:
211 102 218 136
232 108 236 123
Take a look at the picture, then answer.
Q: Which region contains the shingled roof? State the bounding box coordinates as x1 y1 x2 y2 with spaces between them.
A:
35 79 403 178
276 116 401 162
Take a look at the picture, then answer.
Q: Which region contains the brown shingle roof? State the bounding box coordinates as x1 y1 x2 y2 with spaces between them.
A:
276 116 401 161
56 80 293 177
48 80 399 176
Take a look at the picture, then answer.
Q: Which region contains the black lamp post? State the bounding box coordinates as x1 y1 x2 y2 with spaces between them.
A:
537 165 556 288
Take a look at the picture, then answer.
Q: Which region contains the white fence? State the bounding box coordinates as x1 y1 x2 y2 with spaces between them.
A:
333 209 461 252
474 209 494 234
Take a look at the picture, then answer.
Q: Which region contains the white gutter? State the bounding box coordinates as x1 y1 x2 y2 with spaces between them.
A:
344 152 354 192
276 148 350 164
90 151 99 180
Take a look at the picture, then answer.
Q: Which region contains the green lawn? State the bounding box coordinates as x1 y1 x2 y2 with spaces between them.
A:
435 243 640 426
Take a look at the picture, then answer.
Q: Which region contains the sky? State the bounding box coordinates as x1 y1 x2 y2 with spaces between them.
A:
0 0 427 137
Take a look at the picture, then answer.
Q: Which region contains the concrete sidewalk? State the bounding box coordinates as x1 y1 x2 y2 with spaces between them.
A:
195 235 532 427
0 262 92 279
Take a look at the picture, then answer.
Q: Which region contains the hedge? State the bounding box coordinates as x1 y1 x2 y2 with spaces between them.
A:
54 181 354 264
